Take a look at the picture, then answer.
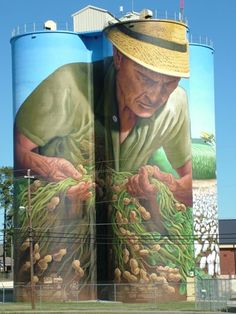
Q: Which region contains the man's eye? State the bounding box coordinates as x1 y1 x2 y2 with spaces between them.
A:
164 81 174 89
168 79 178 86
142 76 149 82
141 75 153 84
137 72 151 83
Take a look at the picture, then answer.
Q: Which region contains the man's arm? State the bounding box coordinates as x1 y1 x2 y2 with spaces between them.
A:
15 130 82 181
151 160 192 206
15 130 93 201
126 162 192 206
126 161 192 233
172 160 192 206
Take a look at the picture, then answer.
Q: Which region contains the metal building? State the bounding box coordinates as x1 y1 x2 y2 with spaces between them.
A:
72 5 118 33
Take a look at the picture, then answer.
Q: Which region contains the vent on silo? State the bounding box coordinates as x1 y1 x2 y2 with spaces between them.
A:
44 20 57 31
140 9 153 19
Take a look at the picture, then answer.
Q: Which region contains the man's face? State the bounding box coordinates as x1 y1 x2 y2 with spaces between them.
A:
115 52 180 118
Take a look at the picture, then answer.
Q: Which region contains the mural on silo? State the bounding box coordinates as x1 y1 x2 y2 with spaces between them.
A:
103 20 195 302
12 32 98 301
189 44 219 277
12 12 218 304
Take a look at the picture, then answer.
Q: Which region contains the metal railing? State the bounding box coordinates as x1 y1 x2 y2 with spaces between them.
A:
0 272 13 281
3 281 195 304
195 277 236 312
11 20 213 49
11 10 188 38
152 10 188 24
1 279 236 311
11 21 73 37
189 34 214 48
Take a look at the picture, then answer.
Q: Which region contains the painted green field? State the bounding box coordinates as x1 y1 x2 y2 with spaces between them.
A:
148 140 216 180
192 142 216 180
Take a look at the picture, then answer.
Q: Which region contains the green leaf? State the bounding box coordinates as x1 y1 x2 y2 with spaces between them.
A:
152 232 161 241
147 256 157 266
173 212 185 224
179 282 187 295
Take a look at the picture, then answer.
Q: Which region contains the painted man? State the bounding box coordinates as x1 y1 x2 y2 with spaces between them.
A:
15 19 192 223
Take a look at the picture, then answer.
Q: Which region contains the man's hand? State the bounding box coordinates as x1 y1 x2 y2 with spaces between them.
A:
46 157 82 182
67 181 94 201
67 180 95 218
126 163 192 206
126 166 164 233
15 130 94 205
126 166 158 201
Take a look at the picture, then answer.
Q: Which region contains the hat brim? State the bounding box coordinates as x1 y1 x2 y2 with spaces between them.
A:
106 23 190 78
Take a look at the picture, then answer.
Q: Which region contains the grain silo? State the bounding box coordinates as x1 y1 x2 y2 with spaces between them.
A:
10 4 219 306
189 41 219 278
11 24 99 302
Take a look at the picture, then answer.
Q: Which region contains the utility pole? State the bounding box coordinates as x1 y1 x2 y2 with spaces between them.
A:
2 185 10 273
3 201 7 272
24 169 35 310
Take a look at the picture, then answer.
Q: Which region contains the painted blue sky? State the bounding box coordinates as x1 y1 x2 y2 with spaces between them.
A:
0 0 235 220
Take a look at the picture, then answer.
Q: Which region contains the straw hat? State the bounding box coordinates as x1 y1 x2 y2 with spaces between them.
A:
104 19 189 78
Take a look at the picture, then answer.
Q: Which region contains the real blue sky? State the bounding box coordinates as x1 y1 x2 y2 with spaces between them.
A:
0 0 235 220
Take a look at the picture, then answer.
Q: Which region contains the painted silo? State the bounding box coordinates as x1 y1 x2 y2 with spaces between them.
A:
11 10 218 305
189 43 219 277
100 19 195 303
11 29 100 301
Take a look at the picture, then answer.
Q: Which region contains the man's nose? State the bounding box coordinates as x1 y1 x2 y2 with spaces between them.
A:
146 83 163 105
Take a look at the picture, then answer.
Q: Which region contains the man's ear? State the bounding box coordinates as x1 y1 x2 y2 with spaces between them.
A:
113 47 123 70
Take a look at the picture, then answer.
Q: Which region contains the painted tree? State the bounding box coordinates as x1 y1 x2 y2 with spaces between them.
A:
0 167 13 271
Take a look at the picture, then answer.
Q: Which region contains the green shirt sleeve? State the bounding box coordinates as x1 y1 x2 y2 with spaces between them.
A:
162 87 191 169
15 63 92 147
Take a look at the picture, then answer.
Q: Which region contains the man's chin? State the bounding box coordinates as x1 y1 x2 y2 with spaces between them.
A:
136 110 156 118
135 104 158 118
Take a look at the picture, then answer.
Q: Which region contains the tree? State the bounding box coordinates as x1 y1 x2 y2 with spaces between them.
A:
0 167 13 272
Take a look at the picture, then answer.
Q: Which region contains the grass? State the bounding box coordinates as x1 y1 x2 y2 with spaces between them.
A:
0 300 197 313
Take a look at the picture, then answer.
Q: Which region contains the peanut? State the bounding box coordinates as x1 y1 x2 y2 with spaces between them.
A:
115 211 123 223
53 252 63 262
112 195 118 201
33 276 39 284
132 267 140 275
119 227 127 235
38 259 48 271
133 244 140 251
123 218 129 224
130 211 137 222
123 198 131 205
34 243 40 253
145 165 155 176
21 261 31 272
130 258 138 269
72 260 81 271
141 211 151 220
139 249 149 257
152 244 161 251
20 238 30 251
44 255 52 263
137 206 146 214
76 267 84 278
59 248 67 256
140 269 149 283
33 252 40 263
114 268 121 282
123 271 131 281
